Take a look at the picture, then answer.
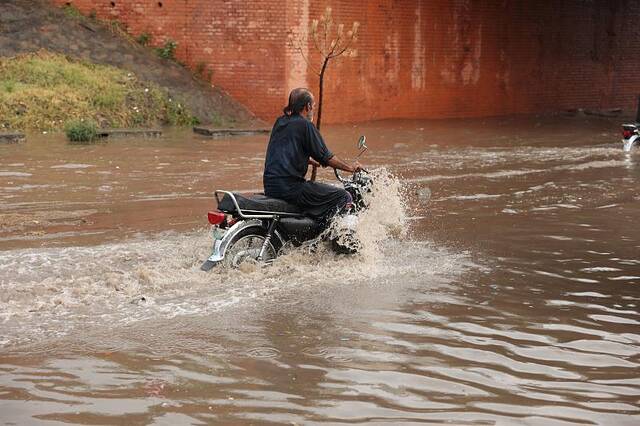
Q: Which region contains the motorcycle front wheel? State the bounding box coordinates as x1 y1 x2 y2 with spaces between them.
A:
331 232 361 255
222 227 280 268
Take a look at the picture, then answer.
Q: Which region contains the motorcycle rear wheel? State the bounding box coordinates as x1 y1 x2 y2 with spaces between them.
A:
222 227 280 268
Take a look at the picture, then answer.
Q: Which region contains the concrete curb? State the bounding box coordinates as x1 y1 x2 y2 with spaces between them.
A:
0 133 26 143
193 127 270 138
97 128 162 138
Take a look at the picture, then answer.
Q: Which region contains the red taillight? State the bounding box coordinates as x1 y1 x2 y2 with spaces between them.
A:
207 211 226 225
623 129 633 139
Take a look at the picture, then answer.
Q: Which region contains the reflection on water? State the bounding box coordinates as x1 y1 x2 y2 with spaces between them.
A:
1 116 639 424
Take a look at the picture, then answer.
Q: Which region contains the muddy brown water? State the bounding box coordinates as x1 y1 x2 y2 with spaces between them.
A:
1 116 639 425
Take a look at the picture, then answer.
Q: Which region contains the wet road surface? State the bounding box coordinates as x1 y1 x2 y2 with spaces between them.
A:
1 115 639 425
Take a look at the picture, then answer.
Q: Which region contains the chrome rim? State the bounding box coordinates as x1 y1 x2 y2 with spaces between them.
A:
225 234 276 267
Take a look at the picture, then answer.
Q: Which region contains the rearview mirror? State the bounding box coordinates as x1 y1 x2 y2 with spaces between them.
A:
358 135 367 151
356 135 368 159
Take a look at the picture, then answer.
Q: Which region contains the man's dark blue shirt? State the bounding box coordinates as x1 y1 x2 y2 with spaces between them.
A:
263 114 334 200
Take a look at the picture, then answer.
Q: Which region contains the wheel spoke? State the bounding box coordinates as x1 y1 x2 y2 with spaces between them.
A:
224 233 276 268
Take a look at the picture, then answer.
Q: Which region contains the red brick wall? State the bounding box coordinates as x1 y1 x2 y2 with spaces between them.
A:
54 0 640 123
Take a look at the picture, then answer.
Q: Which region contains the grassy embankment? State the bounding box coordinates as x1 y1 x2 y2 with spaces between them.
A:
0 51 197 133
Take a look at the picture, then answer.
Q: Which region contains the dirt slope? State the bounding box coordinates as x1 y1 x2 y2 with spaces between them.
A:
0 0 261 127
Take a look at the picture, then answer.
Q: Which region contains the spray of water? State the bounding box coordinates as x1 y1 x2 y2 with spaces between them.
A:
0 169 473 346
321 167 408 263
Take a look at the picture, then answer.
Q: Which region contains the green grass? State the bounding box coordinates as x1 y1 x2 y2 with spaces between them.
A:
156 40 177 60
65 119 99 143
136 32 152 46
1 80 16 93
0 51 198 131
62 4 83 19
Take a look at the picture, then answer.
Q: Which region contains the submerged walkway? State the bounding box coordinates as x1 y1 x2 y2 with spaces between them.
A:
193 127 270 138
0 132 25 143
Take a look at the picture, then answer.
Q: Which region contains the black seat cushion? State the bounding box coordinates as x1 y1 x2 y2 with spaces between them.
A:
218 193 302 215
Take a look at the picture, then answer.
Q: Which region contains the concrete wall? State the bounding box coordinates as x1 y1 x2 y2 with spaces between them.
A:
54 0 640 123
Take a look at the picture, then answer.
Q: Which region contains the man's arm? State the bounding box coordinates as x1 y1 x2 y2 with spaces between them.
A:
304 122 360 175
326 156 361 174
308 156 359 182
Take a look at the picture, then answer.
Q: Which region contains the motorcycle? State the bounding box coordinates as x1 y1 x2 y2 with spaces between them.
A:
622 123 639 152
200 136 371 270
621 96 640 152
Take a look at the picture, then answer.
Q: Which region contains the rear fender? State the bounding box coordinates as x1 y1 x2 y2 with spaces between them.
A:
623 134 639 152
206 219 284 263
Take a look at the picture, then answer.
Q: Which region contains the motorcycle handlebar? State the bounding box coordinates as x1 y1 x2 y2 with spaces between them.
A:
334 167 368 182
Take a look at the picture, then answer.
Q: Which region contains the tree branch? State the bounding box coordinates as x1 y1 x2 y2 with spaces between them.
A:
311 29 325 59
328 37 354 59
296 44 320 76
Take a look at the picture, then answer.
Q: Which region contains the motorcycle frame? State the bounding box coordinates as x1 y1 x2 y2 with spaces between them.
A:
205 190 295 264
623 131 639 152
214 190 304 219
622 123 639 152
623 135 638 152
204 218 287 264
204 168 369 268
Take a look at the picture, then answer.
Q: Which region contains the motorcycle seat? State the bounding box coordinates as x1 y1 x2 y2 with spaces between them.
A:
217 192 303 216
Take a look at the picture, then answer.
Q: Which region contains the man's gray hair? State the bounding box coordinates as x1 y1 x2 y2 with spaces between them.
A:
283 88 313 116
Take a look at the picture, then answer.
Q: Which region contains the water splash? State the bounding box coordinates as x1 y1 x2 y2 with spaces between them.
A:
0 167 476 346
312 167 409 266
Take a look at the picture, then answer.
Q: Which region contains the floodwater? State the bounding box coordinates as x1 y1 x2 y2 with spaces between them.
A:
1 115 639 425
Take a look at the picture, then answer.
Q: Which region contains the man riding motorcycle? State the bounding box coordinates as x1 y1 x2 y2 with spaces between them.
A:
200 88 371 270
263 88 362 225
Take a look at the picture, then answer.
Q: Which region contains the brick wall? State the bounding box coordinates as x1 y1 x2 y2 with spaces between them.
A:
54 0 640 123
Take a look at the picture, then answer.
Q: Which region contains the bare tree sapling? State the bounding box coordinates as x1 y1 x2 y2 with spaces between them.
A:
289 7 360 179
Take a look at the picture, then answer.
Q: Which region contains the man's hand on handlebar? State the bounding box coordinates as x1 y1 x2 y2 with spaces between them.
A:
326 156 363 175
350 161 363 173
